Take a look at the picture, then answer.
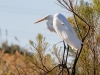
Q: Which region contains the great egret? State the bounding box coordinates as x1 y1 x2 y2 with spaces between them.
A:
34 13 82 50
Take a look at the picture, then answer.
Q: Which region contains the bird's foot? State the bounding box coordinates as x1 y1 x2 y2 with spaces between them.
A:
58 63 67 69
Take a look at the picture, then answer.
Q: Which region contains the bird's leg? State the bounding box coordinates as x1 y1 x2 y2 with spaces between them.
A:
65 45 69 65
59 41 67 70
62 41 66 65
58 45 70 75
58 41 70 75
58 41 66 74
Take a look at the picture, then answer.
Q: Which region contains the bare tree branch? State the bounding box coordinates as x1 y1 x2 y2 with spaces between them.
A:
15 66 21 75
45 64 59 75
57 0 91 75
37 49 48 71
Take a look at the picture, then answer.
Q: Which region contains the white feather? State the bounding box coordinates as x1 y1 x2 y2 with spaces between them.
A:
53 13 82 50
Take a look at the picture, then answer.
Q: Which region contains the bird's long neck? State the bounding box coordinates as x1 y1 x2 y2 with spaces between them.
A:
46 20 55 32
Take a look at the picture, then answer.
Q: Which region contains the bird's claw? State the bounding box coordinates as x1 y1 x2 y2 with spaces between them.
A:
58 63 67 69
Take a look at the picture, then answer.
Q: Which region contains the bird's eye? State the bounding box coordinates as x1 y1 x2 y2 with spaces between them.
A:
61 23 64 26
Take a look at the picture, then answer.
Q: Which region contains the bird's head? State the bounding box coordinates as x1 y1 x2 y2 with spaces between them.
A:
34 15 53 24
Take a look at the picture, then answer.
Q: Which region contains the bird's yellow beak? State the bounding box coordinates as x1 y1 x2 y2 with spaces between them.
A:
34 17 46 24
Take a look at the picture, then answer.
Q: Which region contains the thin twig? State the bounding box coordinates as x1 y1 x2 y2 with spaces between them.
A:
15 66 20 75
57 1 90 75
57 0 71 11
18 66 27 75
45 64 59 75
69 0 82 39
93 48 96 75
58 69 63 75
38 50 48 71
54 41 63 46
25 61 41 73
71 44 83 75
25 59 45 72
57 0 90 27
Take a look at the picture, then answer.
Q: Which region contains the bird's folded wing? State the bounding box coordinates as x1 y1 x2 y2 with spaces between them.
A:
57 17 76 35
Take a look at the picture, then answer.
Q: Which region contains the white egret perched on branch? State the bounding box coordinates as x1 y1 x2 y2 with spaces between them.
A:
34 13 82 50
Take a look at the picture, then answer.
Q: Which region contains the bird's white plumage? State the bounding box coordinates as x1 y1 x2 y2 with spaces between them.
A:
34 13 82 50
45 15 55 32
53 13 82 50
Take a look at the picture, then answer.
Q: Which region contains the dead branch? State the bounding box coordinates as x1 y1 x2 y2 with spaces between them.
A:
57 0 91 75
41 0 91 75
45 64 59 75
37 50 48 71
15 66 20 75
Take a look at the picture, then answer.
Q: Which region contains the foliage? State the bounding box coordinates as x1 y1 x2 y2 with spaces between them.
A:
0 0 100 75
67 0 100 75
27 33 70 75
0 33 68 75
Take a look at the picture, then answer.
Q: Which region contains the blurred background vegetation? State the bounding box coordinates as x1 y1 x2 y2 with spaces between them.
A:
0 0 100 75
